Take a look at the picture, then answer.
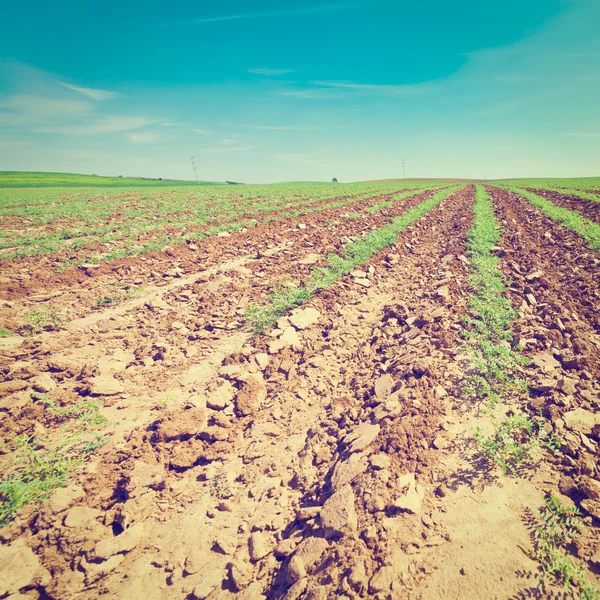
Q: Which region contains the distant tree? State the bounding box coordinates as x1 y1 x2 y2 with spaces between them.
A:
332 177 338 183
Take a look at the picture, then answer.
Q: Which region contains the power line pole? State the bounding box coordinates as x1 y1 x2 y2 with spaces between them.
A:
190 156 199 183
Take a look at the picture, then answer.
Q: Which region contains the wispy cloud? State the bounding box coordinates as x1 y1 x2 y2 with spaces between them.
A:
197 146 255 153
493 75 535 83
58 82 119 100
235 123 312 131
193 128 212 134
248 68 294 76
191 2 363 24
310 80 424 95
562 132 600 137
37 116 154 135
128 132 158 144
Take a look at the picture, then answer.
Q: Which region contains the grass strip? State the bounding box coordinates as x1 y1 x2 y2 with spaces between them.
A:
499 186 600 251
247 186 461 332
464 187 598 597
0 394 107 526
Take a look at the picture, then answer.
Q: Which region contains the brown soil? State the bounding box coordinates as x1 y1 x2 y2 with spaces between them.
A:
527 187 600 225
2 185 599 600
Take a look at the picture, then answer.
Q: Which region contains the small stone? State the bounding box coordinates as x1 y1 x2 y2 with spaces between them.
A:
207 381 235 410
289 307 321 330
249 532 271 562
294 537 329 569
370 454 391 470
320 484 357 538
393 473 425 514
354 278 370 288
254 353 270 370
436 286 449 300
49 484 85 513
89 374 124 396
32 372 57 393
64 506 103 528
0 540 51 596
94 524 145 560
563 409 600 436
331 453 369 490
374 374 394 399
235 374 267 416
345 423 380 453
578 477 600 501
286 555 306 584
269 327 303 354
369 566 394 594
432 435 451 450
580 499 600 520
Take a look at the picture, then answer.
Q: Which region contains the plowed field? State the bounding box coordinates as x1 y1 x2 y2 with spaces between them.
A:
1 181 599 600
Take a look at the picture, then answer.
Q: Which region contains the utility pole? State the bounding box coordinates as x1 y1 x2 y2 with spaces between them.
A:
190 156 199 183
402 159 405 179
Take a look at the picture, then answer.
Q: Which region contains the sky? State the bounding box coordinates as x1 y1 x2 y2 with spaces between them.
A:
0 0 599 182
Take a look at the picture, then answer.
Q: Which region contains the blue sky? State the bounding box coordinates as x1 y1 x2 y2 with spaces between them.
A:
1 0 599 182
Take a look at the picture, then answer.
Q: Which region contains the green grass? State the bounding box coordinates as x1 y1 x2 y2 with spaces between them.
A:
0 327 12 337
488 176 600 192
463 185 527 409
0 171 220 188
0 180 431 261
533 494 600 598
246 185 462 332
494 186 600 251
22 306 63 335
0 394 107 526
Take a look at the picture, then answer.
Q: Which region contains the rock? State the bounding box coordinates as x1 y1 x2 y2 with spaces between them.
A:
563 408 600 436
345 423 380 453
393 473 424 515
94 524 145 560
249 531 271 562
436 286 449 300
432 435 451 450
32 372 56 393
126 461 166 495
354 278 370 288
299 253 320 265
578 477 600 501
254 353 270 370
89 374 124 396
235 374 267 416
0 540 51 596
349 560 367 592
374 374 394 399
580 499 600 520
531 352 561 373
294 537 329 569
269 327 303 354
284 579 308 600
331 453 369 490
274 539 298 558
590 548 600 568
369 566 394 594
207 381 235 410
297 223 307 230
81 554 124 584
49 484 85 513
289 308 320 330
320 484 357 537
0 379 28 394
370 454 391 470
286 555 306 584
64 506 103 528
531 378 557 393
217 231 231 237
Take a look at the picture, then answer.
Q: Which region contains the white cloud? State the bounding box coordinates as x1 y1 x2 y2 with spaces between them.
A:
309 80 425 95
128 132 159 143
248 68 294 76
236 123 312 131
197 146 255 153
561 132 600 137
191 2 363 24
193 128 212 134
38 116 154 135
58 82 119 100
